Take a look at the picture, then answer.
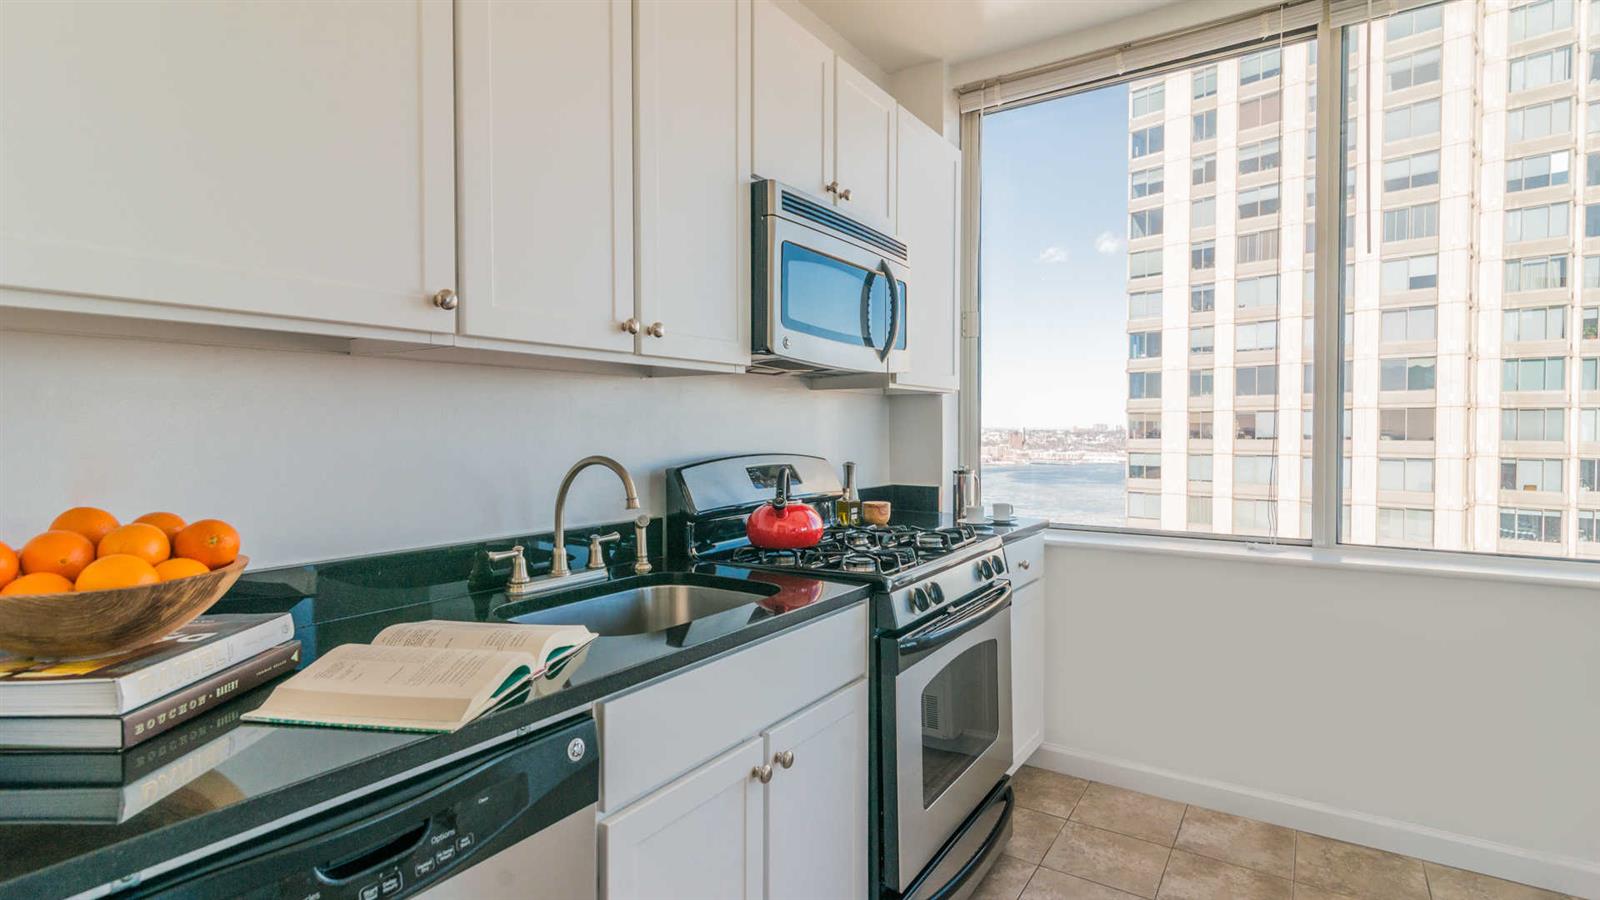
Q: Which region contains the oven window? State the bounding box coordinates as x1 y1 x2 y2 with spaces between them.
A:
780 243 907 350
919 639 1000 808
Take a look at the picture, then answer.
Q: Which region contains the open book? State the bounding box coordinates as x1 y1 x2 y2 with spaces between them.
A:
241 621 595 733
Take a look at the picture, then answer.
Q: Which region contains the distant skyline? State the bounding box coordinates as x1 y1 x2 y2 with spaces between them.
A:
980 84 1130 429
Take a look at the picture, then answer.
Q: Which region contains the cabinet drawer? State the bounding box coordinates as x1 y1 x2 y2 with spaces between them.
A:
597 603 867 812
1004 534 1045 590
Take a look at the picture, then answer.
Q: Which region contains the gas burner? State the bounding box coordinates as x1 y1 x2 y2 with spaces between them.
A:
839 553 882 573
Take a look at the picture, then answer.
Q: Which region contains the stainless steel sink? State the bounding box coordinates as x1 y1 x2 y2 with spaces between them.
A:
498 575 778 636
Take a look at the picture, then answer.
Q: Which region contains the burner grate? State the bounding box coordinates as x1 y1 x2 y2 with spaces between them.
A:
725 523 979 576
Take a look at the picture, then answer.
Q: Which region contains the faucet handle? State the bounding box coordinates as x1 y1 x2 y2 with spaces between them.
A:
485 546 533 595
586 532 621 570
632 515 654 575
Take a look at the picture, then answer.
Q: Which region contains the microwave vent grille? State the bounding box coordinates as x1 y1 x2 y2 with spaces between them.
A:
780 190 907 261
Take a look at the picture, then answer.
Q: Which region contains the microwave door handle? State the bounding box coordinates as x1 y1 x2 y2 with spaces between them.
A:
877 258 901 363
858 266 877 349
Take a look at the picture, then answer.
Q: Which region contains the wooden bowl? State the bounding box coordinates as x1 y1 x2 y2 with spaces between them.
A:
0 556 249 659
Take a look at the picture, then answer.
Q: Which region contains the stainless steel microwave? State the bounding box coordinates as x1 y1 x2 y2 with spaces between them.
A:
751 179 909 374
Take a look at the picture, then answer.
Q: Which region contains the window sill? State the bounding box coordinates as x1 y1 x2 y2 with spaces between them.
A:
1041 526 1600 591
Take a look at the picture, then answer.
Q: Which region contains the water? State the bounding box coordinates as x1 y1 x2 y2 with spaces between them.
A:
983 462 1125 526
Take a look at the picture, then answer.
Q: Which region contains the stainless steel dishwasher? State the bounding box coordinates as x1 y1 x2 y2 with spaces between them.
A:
141 715 598 899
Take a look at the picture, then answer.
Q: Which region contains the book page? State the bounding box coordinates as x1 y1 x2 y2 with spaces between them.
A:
373 620 593 666
243 645 527 728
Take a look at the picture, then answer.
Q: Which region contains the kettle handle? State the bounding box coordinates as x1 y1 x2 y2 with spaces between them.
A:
774 467 791 509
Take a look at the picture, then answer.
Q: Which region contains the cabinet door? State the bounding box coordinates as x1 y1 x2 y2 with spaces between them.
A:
1011 580 1045 771
456 0 634 351
635 0 751 368
752 0 833 201
602 737 765 900
763 679 868 900
833 59 897 234
894 114 961 391
0 0 455 333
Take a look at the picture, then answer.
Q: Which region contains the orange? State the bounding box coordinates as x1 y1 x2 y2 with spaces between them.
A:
174 519 240 569
1 572 74 596
0 542 16 588
134 512 187 541
50 507 120 545
20 530 96 580
75 555 159 592
154 558 210 582
98 523 171 565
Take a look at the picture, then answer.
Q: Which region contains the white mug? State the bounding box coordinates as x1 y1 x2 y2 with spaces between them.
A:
992 502 1015 522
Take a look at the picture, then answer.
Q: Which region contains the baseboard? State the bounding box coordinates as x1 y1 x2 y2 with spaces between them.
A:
1025 742 1600 899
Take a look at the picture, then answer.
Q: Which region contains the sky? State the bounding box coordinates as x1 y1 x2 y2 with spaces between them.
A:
980 83 1131 430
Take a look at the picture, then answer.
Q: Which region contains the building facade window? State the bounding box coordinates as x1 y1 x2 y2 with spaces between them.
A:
1509 45 1574 92
1381 306 1438 342
1190 284 1216 312
1130 208 1164 238
1506 201 1571 241
1239 48 1282 84
1507 98 1572 141
1502 407 1566 441
1131 83 1165 117
1503 357 1567 391
1386 47 1442 92
1384 98 1441 142
1500 508 1563 542
1131 124 1164 157
1505 254 1570 291
1128 452 1163 479
1383 202 1439 241
1509 0 1575 42
1193 108 1217 141
1129 290 1163 319
1380 356 1437 391
1381 255 1439 292
1504 306 1568 342
1238 138 1281 174
1507 151 1571 192
1131 166 1164 198
1379 407 1436 441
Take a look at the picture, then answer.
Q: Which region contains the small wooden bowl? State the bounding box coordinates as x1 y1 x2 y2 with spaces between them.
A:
0 556 249 659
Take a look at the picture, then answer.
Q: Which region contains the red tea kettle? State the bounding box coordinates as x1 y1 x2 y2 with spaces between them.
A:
746 468 825 549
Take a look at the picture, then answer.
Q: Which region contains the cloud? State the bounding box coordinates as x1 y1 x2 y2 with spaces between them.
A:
1037 245 1068 264
1093 232 1124 255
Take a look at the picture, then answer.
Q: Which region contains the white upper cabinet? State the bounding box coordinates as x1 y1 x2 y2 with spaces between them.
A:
752 0 834 202
893 113 961 391
634 0 752 368
833 60 898 234
455 0 633 352
0 0 456 333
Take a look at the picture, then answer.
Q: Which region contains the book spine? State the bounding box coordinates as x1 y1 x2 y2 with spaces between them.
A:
116 614 295 712
121 641 302 747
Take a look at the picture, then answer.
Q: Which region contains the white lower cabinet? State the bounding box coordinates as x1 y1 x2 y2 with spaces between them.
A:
1010 547 1046 771
601 675 869 900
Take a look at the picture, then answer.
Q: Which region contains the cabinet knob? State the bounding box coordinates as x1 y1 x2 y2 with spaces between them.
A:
646 321 666 338
751 764 774 784
824 181 840 196
1018 559 1031 570
431 288 458 310
838 187 852 201
774 750 795 769
621 318 642 334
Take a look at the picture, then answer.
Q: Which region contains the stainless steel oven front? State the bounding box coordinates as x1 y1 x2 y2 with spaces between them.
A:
752 179 909 375
877 580 1013 894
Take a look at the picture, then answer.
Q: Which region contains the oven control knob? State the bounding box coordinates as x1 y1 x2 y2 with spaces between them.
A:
928 583 944 605
991 555 1006 573
910 587 929 611
977 558 993 579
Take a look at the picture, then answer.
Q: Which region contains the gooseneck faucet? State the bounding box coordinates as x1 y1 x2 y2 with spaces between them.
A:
550 455 641 578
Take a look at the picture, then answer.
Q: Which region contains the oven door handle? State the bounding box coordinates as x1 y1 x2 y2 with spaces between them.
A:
898 582 1011 655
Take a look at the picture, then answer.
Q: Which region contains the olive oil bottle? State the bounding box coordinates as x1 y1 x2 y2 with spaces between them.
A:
835 461 861 525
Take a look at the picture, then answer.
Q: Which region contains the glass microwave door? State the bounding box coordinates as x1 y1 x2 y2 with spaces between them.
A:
780 242 874 347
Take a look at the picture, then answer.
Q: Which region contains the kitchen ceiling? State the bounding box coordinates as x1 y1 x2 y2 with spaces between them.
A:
797 0 1193 72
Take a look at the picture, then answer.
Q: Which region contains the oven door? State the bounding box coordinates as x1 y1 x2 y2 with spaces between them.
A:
761 214 909 373
887 581 1013 891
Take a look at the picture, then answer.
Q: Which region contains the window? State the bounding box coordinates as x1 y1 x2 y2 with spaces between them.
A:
1129 291 1162 319
1506 202 1571 242
1129 371 1162 399
1588 256 1600 289
1506 151 1571 192
1192 197 1216 229
1131 166 1164 198
1502 408 1565 441
1236 364 1278 396
1187 496 1213 526
1509 0 1574 41
1381 306 1438 342
1500 508 1562 542
1192 65 1218 99
1128 493 1162 519
1385 98 1441 143
1235 321 1278 352
1129 330 1162 358
1234 455 1277 485
1386 47 1441 92
1386 5 1442 39
1378 508 1434 545
1128 452 1162 479
1236 275 1279 310
1130 208 1164 238
1586 357 1600 389
1237 230 1279 264
1381 255 1439 292
1189 410 1214 438
1382 202 1439 242
1238 138 1281 174
1581 510 1600 541
1191 240 1216 270
1130 248 1163 278
1588 409 1600 441
1588 204 1600 238
1509 46 1574 92
1585 306 1599 338
1583 459 1600 490
1131 124 1164 157
1505 255 1569 291
1502 459 1564 494
1239 48 1282 84
1507 98 1571 141
1131 83 1165 117
1189 325 1215 354
1237 184 1280 219
1502 356 1567 391
1380 356 1437 391
1188 368 1214 398
1503 306 1568 342
1383 151 1441 191
1190 284 1215 312
1235 410 1278 439
1379 407 1436 441
1591 152 1600 186
1129 414 1162 440
1591 49 1600 82
1192 153 1217 186
1192 108 1217 141
1234 499 1276 531
1588 100 1600 134
1379 458 1434 492
1238 93 1281 130
1188 455 1213 482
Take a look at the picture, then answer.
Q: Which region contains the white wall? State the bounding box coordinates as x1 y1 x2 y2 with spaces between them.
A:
1037 541 1600 897
0 330 891 568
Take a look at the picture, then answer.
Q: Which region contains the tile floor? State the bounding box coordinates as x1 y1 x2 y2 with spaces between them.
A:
974 767 1585 900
